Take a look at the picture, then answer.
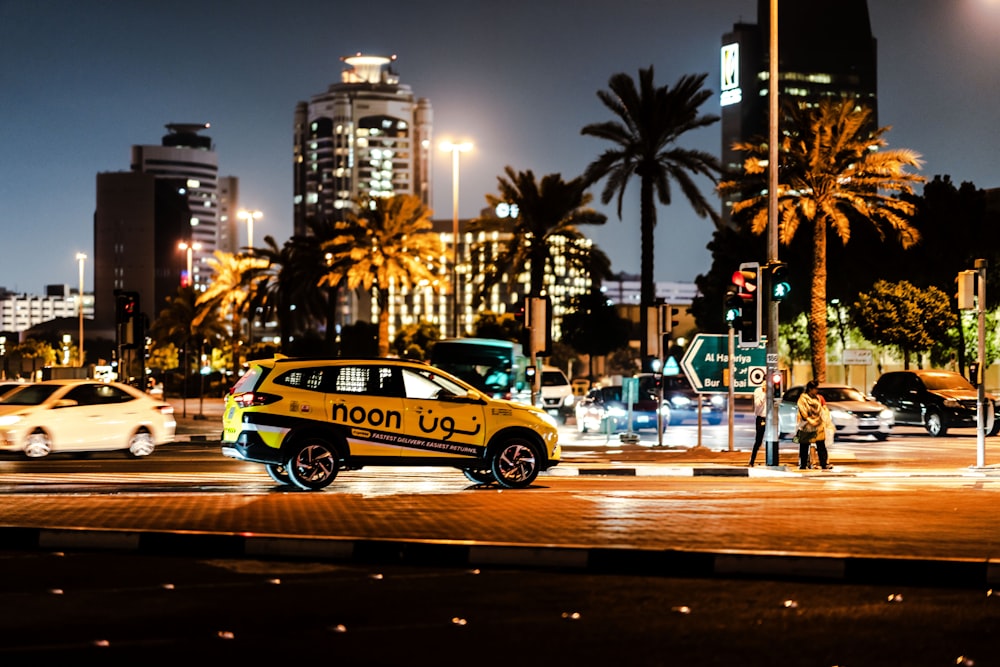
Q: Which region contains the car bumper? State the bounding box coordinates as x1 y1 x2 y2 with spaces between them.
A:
221 430 283 466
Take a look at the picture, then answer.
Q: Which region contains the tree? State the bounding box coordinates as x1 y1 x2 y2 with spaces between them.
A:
149 285 227 394
719 98 923 381
320 195 444 358
582 68 721 362
194 251 268 375
247 234 304 350
392 321 441 361
560 288 632 380
473 168 608 299
851 280 953 369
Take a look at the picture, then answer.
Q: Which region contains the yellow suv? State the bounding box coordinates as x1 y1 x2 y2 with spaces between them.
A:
222 357 561 490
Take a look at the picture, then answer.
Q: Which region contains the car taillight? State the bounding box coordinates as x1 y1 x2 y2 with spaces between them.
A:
235 392 281 407
157 405 174 416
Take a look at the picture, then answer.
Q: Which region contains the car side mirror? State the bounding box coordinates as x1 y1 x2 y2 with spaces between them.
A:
53 399 78 409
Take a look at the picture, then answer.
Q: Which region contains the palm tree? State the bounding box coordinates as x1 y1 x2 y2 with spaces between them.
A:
320 194 444 357
194 250 269 374
473 168 609 300
149 285 227 412
582 68 721 360
718 98 923 381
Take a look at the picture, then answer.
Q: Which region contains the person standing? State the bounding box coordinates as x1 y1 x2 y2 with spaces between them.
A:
748 379 767 466
796 380 831 470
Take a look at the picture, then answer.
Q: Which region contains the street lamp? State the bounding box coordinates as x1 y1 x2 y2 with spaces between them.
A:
237 209 263 254
178 241 202 288
76 252 86 368
439 140 472 338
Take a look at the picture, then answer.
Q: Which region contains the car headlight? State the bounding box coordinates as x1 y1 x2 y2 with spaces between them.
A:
879 409 894 421
607 406 627 418
0 414 24 427
943 398 960 408
709 395 726 408
670 396 692 408
562 395 575 407
829 408 848 421
538 412 558 429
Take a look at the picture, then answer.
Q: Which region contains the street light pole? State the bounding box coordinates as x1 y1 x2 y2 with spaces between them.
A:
178 241 202 287
764 0 781 467
440 140 472 338
76 253 86 368
237 209 263 255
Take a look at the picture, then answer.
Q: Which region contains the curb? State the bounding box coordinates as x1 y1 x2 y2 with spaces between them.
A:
1 525 997 589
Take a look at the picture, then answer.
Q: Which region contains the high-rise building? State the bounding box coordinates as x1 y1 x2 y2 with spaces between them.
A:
93 172 190 331
131 123 221 286
720 0 877 225
217 176 241 255
293 54 433 236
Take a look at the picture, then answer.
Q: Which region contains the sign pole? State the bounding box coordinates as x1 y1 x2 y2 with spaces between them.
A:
976 259 987 468
728 326 735 452
764 0 781 468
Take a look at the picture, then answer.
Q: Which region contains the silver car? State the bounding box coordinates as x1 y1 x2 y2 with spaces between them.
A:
778 383 893 441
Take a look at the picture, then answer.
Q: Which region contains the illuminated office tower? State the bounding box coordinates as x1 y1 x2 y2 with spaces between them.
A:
720 0 877 226
131 123 220 286
293 54 433 237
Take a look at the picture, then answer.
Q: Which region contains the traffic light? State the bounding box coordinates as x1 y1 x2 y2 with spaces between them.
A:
732 262 761 348
767 262 791 303
724 287 743 328
957 270 977 310
115 291 141 347
526 296 552 357
771 369 784 399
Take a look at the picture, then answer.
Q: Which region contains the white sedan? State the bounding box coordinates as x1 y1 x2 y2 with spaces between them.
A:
778 383 893 441
0 380 176 458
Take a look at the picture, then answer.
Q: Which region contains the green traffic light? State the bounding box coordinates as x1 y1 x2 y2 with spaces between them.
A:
769 263 791 302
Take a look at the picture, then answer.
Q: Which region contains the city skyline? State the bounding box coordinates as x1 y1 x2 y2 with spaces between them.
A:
3 0 1000 295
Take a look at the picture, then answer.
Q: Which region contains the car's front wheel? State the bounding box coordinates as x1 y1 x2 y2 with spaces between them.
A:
266 463 292 486
24 430 52 458
127 430 156 457
491 437 542 489
286 439 340 490
925 410 947 437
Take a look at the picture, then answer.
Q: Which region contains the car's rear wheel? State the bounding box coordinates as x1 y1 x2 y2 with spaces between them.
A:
266 463 291 485
491 437 542 489
127 430 156 457
286 439 340 490
24 430 52 458
925 410 947 437
463 468 496 485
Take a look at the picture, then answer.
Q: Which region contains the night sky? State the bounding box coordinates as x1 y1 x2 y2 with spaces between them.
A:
2 0 999 295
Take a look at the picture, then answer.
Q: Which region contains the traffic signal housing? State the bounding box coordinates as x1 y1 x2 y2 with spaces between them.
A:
115 291 141 347
732 262 761 348
724 287 743 328
767 262 791 303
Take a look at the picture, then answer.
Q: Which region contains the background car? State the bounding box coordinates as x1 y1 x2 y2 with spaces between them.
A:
0 381 28 399
871 369 997 437
574 382 667 433
778 383 893 441
654 373 726 426
0 379 176 458
539 365 574 423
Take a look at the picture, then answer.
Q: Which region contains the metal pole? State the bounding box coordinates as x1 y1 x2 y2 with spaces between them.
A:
77 254 86 368
728 326 735 452
976 259 987 468
764 0 781 467
451 149 461 338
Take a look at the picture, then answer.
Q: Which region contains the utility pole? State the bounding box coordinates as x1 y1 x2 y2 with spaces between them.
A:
764 0 781 467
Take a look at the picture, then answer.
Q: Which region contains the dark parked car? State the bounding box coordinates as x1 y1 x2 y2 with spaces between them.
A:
574 382 666 433
870 369 998 437
650 374 726 426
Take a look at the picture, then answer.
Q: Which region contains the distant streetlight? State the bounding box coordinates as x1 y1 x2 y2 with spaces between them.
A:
178 241 203 288
76 253 86 368
439 140 473 337
237 209 263 254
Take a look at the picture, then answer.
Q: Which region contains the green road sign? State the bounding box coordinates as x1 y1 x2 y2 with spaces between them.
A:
680 333 767 394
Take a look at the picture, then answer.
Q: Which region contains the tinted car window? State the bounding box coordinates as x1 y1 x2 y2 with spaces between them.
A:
0 384 61 405
819 387 865 402
274 367 329 392
65 383 134 406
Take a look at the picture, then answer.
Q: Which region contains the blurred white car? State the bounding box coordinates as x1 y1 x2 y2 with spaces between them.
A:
0 379 176 458
778 383 893 441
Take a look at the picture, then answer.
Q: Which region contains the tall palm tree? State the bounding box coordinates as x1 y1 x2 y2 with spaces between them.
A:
718 98 923 381
582 68 721 359
473 168 609 299
194 250 268 374
320 194 444 357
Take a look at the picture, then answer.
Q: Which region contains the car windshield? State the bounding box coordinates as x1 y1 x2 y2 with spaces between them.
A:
541 371 568 387
0 384 62 405
922 373 974 391
820 387 866 402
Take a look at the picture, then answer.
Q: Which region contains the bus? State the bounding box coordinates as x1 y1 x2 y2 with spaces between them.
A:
429 338 531 405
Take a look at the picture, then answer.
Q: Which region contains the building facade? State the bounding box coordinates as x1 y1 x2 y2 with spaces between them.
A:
0 285 94 334
131 123 222 286
293 54 433 236
720 0 877 225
